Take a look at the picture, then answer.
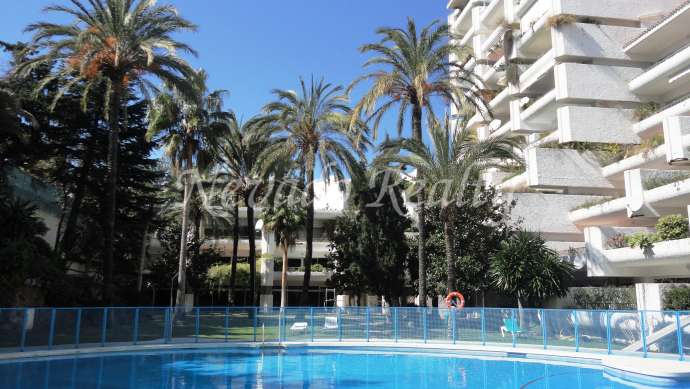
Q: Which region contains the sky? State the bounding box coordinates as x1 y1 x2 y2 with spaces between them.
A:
0 0 449 155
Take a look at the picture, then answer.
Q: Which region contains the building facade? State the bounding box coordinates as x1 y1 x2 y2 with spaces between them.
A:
447 0 690 291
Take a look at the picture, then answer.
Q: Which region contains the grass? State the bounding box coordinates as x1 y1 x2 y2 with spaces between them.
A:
642 171 690 190
570 197 613 212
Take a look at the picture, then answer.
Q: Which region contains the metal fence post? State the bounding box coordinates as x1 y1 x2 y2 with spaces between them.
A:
676 311 684 361
394 308 399 342
278 309 284 342
20 308 28 352
338 308 343 342
48 308 56 350
310 307 315 342
100 307 108 347
224 307 230 342
481 308 486 346
511 309 516 348
421 307 429 343
573 310 579 352
133 308 140 345
541 309 547 350
366 307 370 342
164 308 171 343
195 307 200 343
606 311 612 354
253 307 258 342
452 309 457 344
640 311 648 358
75 308 82 349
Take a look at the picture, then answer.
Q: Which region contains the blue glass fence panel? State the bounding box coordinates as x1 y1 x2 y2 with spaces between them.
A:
256 308 279 342
543 309 576 351
51 309 78 348
136 308 167 344
368 307 393 341
609 311 643 355
483 308 513 346
0 309 23 351
577 310 610 353
24 308 53 348
226 308 254 342
1 306 689 361
340 307 367 340
283 308 311 342
106 308 135 344
170 308 196 343
427 308 451 343
310 307 339 341
77 308 104 347
397 308 424 341
455 308 482 343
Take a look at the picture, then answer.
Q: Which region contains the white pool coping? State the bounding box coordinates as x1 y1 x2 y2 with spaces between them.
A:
1 341 689 381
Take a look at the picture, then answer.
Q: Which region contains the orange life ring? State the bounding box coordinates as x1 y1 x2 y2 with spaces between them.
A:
445 291 465 309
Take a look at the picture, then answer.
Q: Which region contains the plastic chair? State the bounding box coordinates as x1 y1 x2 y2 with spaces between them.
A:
500 318 522 337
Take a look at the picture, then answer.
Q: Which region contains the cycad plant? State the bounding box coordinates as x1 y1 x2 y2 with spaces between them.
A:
378 116 522 294
15 0 197 303
351 17 484 305
146 71 232 309
261 77 369 305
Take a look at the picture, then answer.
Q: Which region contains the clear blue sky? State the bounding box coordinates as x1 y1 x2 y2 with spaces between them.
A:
1 0 448 150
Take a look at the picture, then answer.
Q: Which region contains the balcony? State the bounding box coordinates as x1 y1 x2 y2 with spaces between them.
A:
517 8 551 58
478 0 505 32
557 106 640 144
633 95 690 138
449 0 488 35
555 63 643 104
518 48 555 95
526 148 616 193
629 43 690 100
518 89 557 133
553 23 645 64
624 1 690 61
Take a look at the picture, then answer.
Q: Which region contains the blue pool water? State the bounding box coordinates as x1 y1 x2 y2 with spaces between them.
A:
0 348 686 388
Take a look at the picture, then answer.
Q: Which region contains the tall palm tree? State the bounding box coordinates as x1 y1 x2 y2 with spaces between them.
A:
350 18 484 306
216 116 274 306
15 0 197 303
377 117 522 294
263 197 305 308
261 77 369 305
146 70 232 309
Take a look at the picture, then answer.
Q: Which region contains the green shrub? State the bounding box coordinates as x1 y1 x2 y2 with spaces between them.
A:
656 215 689 241
664 286 690 310
634 102 660 121
625 232 657 250
568 287 636 310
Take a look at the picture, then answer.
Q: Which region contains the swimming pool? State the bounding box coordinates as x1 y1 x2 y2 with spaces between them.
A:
1 347 687 388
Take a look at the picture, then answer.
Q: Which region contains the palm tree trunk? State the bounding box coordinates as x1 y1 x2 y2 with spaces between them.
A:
412 102 426 307
103 84 122 305
246 194 257 306
176 171 192 309
300 162 315 306
280 241 289 308
228 199 239 305
444 218 455 294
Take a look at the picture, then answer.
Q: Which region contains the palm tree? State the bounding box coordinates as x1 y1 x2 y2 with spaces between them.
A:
146 70 232 309
216 116 275 306
378 116 522 295
15 0 197 303
263 197 305 308
261 77 369 305
351 18 484 306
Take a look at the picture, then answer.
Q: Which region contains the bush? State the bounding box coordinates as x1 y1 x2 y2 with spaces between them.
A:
655 215 689 241
664 286 690 310
625 232 657 250
568 287 636 310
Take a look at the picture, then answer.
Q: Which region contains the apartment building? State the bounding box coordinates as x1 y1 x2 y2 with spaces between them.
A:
202 180 345 307
448 0 690 298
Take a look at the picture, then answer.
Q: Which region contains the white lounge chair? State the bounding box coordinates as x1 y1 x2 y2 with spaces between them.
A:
324 316 338 329
290 322 308 332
